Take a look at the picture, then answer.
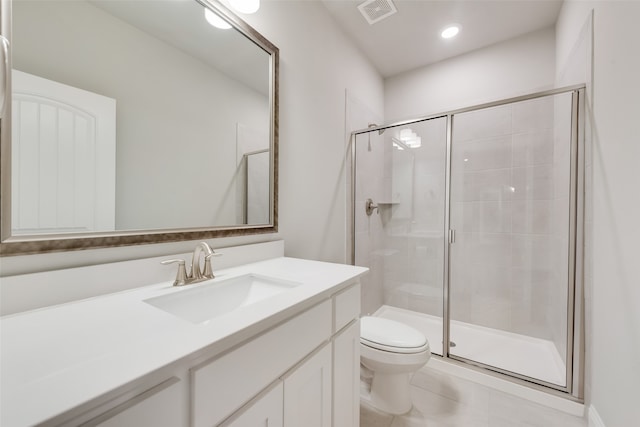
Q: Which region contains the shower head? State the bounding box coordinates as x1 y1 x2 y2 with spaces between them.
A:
368 123 386 135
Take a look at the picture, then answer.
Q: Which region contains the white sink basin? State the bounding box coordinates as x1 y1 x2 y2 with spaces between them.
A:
144 274 300 324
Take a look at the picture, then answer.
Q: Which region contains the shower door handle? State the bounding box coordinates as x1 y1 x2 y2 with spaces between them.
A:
448 229 456 244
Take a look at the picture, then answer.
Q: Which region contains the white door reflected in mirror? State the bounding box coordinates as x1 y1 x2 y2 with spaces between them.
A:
11 70 116 235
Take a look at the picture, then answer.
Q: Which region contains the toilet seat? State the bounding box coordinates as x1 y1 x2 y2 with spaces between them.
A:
360 316 429 354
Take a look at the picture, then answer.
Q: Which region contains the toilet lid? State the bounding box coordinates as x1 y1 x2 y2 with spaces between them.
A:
360 316 429 354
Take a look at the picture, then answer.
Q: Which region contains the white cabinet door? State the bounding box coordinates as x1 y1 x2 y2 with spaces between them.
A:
333 320 360 427
283 344 332 427
221 382 283 427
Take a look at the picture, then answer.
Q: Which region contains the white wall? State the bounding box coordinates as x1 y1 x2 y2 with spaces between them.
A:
385 27 556 122
556 2 640 426
1 2 383 279
242 1 384 264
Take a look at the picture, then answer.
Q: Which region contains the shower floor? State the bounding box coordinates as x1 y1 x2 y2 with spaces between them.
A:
373 305 566 387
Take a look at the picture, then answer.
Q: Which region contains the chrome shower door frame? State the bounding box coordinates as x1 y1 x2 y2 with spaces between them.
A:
351 84 586 400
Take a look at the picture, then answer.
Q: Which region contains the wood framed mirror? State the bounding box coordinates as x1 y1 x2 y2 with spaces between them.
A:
0 0 279 256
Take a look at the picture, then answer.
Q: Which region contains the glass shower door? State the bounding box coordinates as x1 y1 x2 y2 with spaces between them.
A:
447 92 575 388
354 117 448 355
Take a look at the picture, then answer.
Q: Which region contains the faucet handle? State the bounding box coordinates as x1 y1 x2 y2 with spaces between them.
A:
161 259 189 286
203 251 222 279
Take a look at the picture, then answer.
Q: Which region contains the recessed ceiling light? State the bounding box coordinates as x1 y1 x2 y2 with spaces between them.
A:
441 24 460 39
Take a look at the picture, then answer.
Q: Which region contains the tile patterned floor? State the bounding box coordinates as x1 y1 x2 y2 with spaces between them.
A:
360 368 587 427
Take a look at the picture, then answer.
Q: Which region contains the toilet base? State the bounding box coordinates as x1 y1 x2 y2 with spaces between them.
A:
369 372 413 415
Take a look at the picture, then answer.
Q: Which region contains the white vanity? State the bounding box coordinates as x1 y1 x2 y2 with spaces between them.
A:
0 0 364 424
0 244 367 427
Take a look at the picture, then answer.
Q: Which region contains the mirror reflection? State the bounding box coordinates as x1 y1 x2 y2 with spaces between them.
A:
9 0 273 237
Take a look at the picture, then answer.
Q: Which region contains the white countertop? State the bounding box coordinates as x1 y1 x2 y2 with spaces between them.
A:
0 257 367 426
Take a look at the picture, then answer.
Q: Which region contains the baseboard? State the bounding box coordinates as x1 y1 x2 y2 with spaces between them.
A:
589 405 606 427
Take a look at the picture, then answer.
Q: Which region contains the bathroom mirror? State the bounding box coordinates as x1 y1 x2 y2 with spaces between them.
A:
0 0 279 255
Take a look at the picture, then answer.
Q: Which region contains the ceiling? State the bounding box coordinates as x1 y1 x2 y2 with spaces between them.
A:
321 0 564 78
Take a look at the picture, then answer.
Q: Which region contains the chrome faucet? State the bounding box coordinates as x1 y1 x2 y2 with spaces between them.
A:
161 242 222 286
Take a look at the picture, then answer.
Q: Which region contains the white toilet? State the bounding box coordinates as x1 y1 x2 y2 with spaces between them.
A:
360 316 431 415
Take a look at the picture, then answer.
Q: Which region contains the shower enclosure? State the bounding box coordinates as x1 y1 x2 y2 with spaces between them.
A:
352 86 584 397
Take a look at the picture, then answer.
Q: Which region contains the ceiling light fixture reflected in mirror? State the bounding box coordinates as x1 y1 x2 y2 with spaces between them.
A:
228 0 260 14
204 8 232 29
441 24 460 39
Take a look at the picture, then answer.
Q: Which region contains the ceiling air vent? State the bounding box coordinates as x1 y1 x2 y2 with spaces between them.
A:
358 0 397 25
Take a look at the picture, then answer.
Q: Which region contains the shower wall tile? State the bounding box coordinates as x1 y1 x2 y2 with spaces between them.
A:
510 267 555 339
450 295 472 324
383 289 410 311
554 158 572 200
551 196 570 236
456 135 512 171
512 129 554 166
361 271 384 316
460 232 512 268
470 296 512 331
412 250 443 286
413 205 445 232
460 169 513 201
511 164 555 201
355 200 373 234
407 293 443 318
461 201 512 233
511 234 554 270
413 173 446 230
450 256 513 331
354 231 371 265
453 105 512 142
512 96 554 133
415 148 446 176
355 135 386 202
472 264 513 298
511 199 553 234
450 245 511 331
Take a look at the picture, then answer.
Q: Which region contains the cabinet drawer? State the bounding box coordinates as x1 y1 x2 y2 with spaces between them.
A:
333 283 360 333
87 377 184 427
191 300 332 427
